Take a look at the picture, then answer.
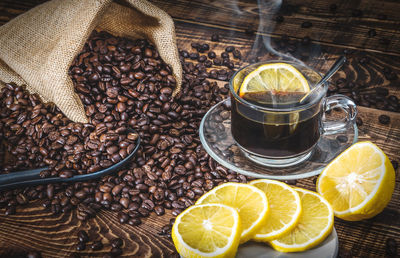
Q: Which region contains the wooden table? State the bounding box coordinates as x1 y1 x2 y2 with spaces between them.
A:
0 0 399 257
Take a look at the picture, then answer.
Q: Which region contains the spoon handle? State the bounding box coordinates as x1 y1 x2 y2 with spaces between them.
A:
300 56 347 103
317 56 347 87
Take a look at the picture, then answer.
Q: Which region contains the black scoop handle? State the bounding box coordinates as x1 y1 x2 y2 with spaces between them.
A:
0 132 140 191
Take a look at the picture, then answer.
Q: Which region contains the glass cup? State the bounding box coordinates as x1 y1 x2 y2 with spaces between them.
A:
230 61 357 167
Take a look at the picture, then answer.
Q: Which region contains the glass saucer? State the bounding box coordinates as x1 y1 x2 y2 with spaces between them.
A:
199 98 358 180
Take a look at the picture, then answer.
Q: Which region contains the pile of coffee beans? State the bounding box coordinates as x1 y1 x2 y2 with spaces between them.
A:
0 30 248 233
0 82 138 177
327 78 399 114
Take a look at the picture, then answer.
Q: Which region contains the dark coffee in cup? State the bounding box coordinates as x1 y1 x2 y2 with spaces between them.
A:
231 91 321 158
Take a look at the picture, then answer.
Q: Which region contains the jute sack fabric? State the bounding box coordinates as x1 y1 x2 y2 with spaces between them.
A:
0 0 182 123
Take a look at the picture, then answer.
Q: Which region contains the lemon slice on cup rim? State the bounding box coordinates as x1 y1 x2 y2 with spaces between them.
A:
236 63 311 133
238 63 310 98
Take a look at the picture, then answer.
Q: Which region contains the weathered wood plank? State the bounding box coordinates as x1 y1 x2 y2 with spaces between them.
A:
152 0 400 55
1 0 400 54
0 201 178 257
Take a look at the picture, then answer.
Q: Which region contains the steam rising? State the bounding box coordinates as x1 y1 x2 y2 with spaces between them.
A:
247 0 309 66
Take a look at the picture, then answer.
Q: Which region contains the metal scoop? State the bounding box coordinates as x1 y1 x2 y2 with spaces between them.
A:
0 130 140 191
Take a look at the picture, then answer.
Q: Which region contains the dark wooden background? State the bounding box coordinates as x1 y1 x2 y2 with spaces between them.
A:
0 0 399 257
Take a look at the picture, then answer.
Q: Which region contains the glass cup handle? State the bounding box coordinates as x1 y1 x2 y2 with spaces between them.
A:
322 94 358 134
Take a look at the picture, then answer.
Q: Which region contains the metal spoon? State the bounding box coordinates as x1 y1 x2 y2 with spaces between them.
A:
300 56 347 103
0 129 140 191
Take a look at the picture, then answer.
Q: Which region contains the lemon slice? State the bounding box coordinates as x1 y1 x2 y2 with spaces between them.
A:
172 203 242 258
316 141 395 221
249 179 302 242
196 182 269 243
239 63 310 98
270 188 334 252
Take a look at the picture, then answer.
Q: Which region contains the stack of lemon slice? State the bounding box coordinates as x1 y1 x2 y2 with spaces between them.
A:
172 180 335 257
172 182 269 257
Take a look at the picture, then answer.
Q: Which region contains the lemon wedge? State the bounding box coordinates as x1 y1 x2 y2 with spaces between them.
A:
196 182 269 243
172 203 242 258
270 188 334 252
316 141 395 221
250 179 302 242
239 63 310 98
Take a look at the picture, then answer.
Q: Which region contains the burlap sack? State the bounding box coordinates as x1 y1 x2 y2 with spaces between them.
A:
0 0 182 123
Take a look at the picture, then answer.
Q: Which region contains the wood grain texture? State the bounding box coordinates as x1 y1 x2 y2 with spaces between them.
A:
152 0 400 55
0 200 178 257
0 0 400 257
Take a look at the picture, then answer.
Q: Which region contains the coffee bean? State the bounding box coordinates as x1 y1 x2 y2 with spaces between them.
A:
351 9 363 17
5 206 16 215
172 208 182 216
284 180 297 185
91 240 103 251
201 44 209 52
244 25 255 35
213 58 222 66
378 115 390 125
117 212 129 223
377 14 387 20
160 225 172 235
77 230 89 243
386 238 397 256
191 42 200 50
225 46 235 52
128 218 142 226
75 190 87 199
301 21 312 28
208 51 216 59
160 87 172 95
59 170 74 178
275 15 284 23
356 117 363 126
368 29 377 37
189 52 199 60
110 247 122 256
336 135 348 143
154 205 165 216
16 193 28 205
211 34 219 42
111 238 123 248
391 160 398 170
329 4 337 12
232 50 241 59
119 197 130 209
76 242 86 251
301 36 311 45
134 71 145 80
